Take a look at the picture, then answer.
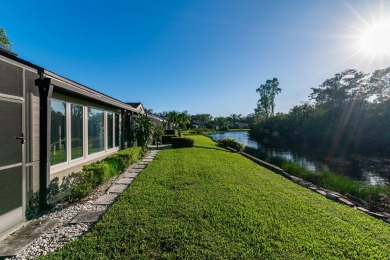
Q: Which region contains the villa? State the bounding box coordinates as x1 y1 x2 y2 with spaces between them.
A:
0 48 165 236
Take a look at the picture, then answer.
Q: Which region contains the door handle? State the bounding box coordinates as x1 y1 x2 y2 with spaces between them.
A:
15 133 25 144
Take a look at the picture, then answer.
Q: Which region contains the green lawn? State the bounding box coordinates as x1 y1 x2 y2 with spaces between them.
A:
44 135 390 259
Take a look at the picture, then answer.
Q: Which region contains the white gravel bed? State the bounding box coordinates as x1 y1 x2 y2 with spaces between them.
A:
9 151 158 260
11 174 122 260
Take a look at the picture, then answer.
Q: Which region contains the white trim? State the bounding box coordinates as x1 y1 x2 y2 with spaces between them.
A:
112 112 116 148
50 148 119 175
66 102 71 164
26 161 39 167
0 55 37 74
0 93 24 103
69 102 84 162
104 111 108 152
50 161 68 171
83 105 88 159
0 163 22 171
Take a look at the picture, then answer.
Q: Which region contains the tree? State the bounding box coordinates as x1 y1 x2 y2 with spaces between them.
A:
369 67 390 103
255 78 281 117
309 69 369 108
0 28 12 50
166 111 179 125
153 124 164 147
191 114 213 127
177 111 191 130
213 117 227 130
134 114 154 150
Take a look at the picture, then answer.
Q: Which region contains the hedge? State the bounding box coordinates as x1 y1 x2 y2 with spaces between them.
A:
162 135 176 144
171 137 194 148
68 147 144 201
217 137 245 152
164 129 177 135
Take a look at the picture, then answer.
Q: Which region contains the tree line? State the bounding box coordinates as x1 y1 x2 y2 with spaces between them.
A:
250 67 390 154
149 110 257 131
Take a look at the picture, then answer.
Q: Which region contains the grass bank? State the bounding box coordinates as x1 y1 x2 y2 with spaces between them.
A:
244 147 390 208
43 135 390 259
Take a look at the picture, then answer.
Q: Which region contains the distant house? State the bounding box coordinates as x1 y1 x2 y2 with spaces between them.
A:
0 48 162 236
126 102 167 128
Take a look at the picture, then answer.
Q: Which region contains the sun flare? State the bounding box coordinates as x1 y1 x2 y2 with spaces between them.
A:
356 20 390 57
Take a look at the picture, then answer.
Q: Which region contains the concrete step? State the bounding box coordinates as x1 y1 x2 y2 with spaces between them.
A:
0 219 58 258
69 209 106 224
92 194 119 205
107 184 128 194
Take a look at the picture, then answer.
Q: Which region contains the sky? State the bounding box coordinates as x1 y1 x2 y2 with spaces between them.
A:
2 0 390 117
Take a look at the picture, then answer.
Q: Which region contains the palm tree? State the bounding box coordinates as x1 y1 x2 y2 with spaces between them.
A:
134 114 154 150
166 111 178 123
166 111 179 129
177 111 191 130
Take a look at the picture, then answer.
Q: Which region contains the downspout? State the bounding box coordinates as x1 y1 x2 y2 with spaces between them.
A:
121 109 126 150
35 68 52 210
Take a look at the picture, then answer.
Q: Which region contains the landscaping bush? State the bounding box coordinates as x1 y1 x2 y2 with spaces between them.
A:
194 128 209 134
171 137 194 148
82 163 110 187
162 135 176 144
217 137 245 152
61 147 144 202
70 182 93 201
164 129 177 136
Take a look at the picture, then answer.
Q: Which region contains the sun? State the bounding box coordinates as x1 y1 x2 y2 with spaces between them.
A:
356 19 390 57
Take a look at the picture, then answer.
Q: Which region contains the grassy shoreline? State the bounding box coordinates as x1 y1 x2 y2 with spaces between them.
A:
43 135 390 259
244 147 390 211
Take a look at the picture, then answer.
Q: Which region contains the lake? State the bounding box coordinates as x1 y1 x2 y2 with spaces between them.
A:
209 131 390 185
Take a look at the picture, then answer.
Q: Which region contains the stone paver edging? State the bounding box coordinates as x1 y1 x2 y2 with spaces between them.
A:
0 150 160 259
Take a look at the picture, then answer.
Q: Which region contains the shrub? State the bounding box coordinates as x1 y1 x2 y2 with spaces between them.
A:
282 161 321 183
70 182 93 201
268 156 286 168
63 147 144 202
164 129 177 136
82 163 109 187
244 147 267 160
171 137 194 148
47 177 60 198
162 135 176 144
217 138 245 152
194 128 209 134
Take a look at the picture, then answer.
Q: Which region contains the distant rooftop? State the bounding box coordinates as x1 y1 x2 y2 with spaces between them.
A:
0 45 17 57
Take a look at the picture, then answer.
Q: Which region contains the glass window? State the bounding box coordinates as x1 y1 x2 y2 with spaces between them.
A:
107 112 114 149
88 107 104 154
115 113 120 147
50 100 67 165
71 104 83 160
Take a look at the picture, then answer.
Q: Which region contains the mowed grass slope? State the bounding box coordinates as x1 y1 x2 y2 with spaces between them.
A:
44 135 390 259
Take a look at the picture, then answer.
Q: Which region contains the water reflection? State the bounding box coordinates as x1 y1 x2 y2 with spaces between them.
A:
209 131 389 185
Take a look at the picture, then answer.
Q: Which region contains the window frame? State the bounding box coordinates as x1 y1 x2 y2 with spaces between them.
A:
87 106 105 156
69 102 85 162
50 99 68 167
50 97 120 175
